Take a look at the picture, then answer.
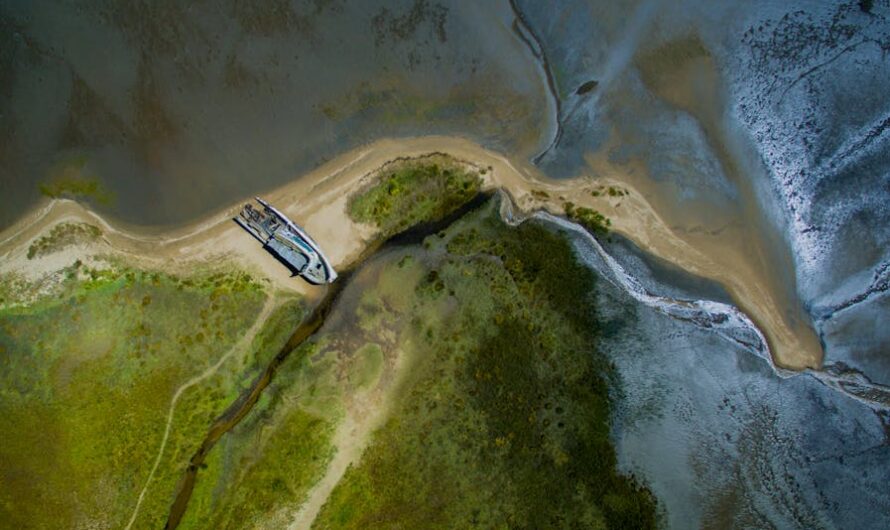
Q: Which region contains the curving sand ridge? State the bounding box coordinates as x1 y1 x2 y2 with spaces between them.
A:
0 136 821 370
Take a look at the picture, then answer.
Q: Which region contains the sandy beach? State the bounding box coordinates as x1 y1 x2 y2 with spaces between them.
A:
0 136 821 370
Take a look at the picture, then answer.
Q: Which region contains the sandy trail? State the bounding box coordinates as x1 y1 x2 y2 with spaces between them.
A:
285 415 375 530
124 296 281 530
0 135 821 370
285 339 410 530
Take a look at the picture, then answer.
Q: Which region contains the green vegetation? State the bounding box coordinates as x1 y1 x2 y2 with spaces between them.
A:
39 177 114 205
38 157 114 205
178 392 335 530
564 201 611 236
177 304 340 530
590 185 628 198
0 261 287 528
0 272 33 308
313 199 655 529
348 154 482 238
27 222 102 259
347 343 385 392
3 189 650 528
178 254 428 528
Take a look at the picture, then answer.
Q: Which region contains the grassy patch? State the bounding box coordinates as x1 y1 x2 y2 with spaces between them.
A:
0 272 34 308
177 253 434 528
0 263 272 528
564 201 611 236
27 222 102 259
348 154 482 237
347 343 385 392
313 199 655 529
178 402 335 530
175 297 344 530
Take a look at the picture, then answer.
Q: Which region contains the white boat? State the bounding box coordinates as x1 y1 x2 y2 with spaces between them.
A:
235 198 338 284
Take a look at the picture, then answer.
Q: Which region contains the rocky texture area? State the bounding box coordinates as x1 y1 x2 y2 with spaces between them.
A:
732 2 890 387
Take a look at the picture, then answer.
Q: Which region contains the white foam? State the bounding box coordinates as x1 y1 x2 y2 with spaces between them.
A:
536 212 794 375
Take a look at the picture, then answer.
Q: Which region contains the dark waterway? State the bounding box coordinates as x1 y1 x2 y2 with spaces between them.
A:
163 192 492 528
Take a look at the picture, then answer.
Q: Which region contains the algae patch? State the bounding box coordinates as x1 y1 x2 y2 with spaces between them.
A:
38 158 114 206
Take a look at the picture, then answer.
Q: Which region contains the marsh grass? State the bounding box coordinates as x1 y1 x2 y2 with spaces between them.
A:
0 264 273 528
313 200 655 529
348 154 482 238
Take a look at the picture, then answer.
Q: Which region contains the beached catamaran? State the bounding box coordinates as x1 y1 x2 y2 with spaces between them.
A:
235 198 338 284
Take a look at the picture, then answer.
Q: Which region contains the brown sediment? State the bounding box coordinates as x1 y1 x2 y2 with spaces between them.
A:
631 35 823 369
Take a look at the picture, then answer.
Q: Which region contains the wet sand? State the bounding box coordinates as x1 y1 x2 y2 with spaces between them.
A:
0 136 821 370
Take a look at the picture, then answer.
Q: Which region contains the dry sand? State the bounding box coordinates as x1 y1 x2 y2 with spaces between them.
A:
0 135 821 370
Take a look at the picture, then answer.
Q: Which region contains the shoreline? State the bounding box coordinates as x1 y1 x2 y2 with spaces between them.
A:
0 135 821 370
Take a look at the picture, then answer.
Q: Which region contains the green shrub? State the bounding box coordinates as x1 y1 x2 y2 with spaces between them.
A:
314 200 655 529
564 202 611 236
27 222 102 259
348 155 482 237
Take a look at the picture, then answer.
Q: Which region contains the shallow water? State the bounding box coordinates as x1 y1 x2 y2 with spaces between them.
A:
510 0 890 377
0 0 549 228
4 1 887 375
556 220 890 529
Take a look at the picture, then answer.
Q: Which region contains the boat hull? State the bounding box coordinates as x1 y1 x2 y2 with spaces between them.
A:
234 199 337 284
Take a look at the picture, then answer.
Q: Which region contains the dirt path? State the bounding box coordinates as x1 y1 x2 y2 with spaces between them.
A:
285 343 410 530
124 296 281 530
285 416 372 530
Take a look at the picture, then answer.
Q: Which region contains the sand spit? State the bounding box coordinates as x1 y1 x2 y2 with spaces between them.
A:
0 136 820 370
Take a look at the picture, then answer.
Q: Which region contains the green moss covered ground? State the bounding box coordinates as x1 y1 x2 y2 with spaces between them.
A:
348 154 482 238
312 199 655 529
0 261 296 528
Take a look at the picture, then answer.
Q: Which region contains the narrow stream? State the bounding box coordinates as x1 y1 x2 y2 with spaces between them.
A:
163 193 492 529
164 191 890 528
